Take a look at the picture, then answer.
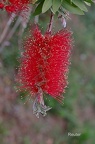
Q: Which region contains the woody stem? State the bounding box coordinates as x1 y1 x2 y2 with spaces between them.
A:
37 88 44 105
47 12 54 33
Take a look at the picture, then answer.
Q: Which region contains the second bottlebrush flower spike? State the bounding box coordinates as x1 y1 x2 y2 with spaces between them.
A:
0 0 33 13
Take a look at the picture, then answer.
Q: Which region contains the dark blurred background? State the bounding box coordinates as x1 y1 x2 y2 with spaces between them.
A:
0 5 95 144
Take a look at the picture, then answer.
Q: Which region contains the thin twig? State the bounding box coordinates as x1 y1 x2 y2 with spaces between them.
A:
0 13 16 44
0 16 21 53
0 6 32 53
7 17 21 40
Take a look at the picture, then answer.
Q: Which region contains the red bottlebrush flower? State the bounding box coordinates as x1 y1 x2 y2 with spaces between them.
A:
9 0 30 4
1 0 30 13
17 26 72 104
5 5 16 13
0 2 4 9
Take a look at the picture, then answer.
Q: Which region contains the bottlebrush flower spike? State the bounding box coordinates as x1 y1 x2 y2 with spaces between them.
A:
0 2 4 9
9 0 32 4
17 26 72 117
5 5 16 13
1 0 31 14
9 0 29 4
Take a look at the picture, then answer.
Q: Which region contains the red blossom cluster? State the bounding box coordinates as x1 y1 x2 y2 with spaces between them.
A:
17 26 72 103
0 0 31 13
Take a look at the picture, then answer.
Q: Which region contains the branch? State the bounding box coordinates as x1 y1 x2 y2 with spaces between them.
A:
0 13 16 44
47 12 54 33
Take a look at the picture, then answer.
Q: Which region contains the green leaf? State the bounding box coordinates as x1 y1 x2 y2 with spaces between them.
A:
42 0 52 13
62 1 84 15
35 0 44 4
84 1 91 6
84 0 93 6
83 0 92 3
52 0 61 13
72 0 88 12
33 1 44 15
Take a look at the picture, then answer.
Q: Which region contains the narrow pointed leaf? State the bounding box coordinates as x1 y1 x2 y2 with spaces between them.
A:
62 1 84 15
52 0 61 13
42 0 52 13
34 1 44 15
72 0 88 12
